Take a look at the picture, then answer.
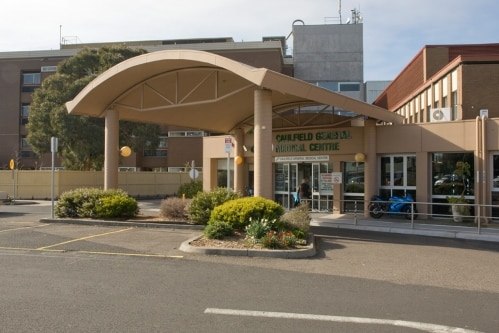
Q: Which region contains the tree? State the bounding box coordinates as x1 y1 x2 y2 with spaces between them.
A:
27 46 161 170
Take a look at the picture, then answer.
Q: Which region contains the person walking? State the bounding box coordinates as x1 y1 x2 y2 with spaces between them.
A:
297 177 311 200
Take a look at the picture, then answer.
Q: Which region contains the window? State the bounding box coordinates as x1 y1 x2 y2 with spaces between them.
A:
379 155 416 198
158 136 168 148
315 82 360 92
339 82 360 92
21 151 37 158
316 81 339 92
344 162 364 194
431 152 474 216
432 153 474 197
452 91 458 120
144 136 168 157
21 137 31 148
21 72 41 92
491 154 499 219
442 96 448 108
21 104 30 117
167 131 204 137
21 104 30 125
22 72 41 85
143 149 167 157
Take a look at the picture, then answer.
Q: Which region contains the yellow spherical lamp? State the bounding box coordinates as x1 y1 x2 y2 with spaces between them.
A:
235 155 244 165
354 153 365 163
120 146 132 157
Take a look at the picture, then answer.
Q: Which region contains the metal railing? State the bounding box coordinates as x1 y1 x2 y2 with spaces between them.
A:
311 199 499 235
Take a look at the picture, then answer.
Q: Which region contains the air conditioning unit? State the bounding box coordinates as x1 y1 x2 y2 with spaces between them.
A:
430 108 451 122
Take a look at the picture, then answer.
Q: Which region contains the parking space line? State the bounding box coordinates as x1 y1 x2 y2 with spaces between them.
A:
0 224 49 233
0 246 65 253
75 250 183 259
37 227 135 250
204 308 483 333
0 246 182 259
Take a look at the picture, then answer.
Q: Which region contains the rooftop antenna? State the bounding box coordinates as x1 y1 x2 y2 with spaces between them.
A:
338 0 342 24
351 8 363 24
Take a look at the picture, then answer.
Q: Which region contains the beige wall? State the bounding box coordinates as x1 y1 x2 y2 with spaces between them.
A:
203 118 499 212
0 171 198 200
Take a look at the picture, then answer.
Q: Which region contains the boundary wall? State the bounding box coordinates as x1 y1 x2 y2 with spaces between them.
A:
0 171 199 199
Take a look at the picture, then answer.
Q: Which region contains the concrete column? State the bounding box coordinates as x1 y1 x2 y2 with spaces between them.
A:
254 89 273 199
363 119 377 216
233 128 245 194
104 109 119 190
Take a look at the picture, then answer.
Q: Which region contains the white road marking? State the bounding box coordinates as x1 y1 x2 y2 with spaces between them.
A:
204 308 483 333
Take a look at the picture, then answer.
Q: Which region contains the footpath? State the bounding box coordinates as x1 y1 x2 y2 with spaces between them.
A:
311 212 499 243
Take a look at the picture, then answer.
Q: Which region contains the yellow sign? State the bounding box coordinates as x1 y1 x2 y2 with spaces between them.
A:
9 159 14 170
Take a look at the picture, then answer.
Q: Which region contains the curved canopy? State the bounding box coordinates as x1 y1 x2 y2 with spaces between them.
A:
66 49 403 133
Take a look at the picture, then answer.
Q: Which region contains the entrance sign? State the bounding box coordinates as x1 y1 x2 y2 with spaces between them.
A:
274 155 329 163
224 137 232 154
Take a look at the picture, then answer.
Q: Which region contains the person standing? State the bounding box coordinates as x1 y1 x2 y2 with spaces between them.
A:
297 177 311 200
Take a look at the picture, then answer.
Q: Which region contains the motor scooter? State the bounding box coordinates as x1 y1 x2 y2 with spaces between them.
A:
368 193 418 219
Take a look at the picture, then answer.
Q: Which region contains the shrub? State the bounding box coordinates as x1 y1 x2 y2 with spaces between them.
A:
203 220 233 239
209 197 284 229
279 202 311 236
55 187 106 218
177 181 203 199
160 197 190 220
55 188 138 219
187 187 241 225
95 195 139 218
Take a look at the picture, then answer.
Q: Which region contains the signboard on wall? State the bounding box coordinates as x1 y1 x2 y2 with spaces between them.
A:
274 155 329 163
319 172 339 195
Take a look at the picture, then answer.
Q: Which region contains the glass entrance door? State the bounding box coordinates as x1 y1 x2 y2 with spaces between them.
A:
275 162 332 210
274 163 298 209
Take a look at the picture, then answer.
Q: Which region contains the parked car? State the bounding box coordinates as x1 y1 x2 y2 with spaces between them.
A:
345 176 364 193
434 174 463 186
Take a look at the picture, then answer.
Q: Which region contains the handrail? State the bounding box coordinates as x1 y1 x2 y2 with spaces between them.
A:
311 198 498 235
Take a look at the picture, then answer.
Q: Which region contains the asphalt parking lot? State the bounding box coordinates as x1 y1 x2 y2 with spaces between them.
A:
0 200 200 258
1 199 498 294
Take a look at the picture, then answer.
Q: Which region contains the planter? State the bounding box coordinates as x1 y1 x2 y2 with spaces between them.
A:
451 205 464 222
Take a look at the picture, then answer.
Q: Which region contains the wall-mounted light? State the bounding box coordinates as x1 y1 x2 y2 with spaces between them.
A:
120 146 132 157
235 156 244 165
243 145 248 152
354 152 365 163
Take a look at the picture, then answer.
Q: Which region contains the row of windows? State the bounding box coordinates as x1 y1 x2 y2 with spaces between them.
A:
316 81 361 92
167 131 205 137
397 70 459 123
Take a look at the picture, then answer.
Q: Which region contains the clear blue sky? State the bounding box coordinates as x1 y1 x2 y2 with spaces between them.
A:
2 0 498 81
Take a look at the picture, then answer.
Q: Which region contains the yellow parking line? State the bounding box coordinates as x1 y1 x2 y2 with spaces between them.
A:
76 250 183 259
0 246 182 259
0 246 65 252
37 227 134 250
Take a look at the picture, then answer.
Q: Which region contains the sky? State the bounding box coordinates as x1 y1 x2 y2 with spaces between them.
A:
2 0 498 81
